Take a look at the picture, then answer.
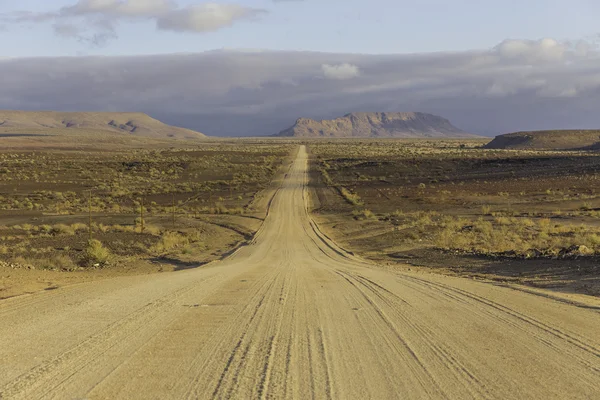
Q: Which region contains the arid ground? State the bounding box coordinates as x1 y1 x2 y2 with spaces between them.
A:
0 139 293 299
1 141 599 399
0 143 600 399
309 139 600 298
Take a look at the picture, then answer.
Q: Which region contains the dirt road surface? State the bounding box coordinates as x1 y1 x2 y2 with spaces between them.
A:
1 146 599 399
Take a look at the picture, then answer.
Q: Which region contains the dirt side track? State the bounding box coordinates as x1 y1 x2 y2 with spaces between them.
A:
1 146 599 399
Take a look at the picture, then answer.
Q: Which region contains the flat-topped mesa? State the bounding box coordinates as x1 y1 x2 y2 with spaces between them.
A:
0 110 206 139
275 111 477 138
485 130 600 150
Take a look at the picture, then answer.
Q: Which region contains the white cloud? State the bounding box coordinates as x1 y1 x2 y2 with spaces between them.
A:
62 0 176 17
0 1 267 45
157 3 266 32
322 63 360 80
494 38 580 63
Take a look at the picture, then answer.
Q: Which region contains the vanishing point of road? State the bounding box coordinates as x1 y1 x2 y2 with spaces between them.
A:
1 146 599 399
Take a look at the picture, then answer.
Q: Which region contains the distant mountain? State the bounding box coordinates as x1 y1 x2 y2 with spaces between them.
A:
275 112 478 138
485 130 600 150
0 111 206 139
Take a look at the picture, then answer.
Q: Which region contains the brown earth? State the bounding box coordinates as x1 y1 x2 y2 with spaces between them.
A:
308 139 600 299
1 146 599 399
276 112 478 138
0 214 263 300
0 140 294 299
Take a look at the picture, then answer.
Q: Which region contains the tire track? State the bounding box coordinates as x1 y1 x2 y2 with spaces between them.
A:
400 274 600 377
3 145 600 400
333 270 446 398
405 275 600 357
257 264 296 400
1 273 225 400
178 265 287 399
337 270 494 399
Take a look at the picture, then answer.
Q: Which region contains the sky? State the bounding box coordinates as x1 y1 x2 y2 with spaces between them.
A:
1 0 600 136
2 0 600 57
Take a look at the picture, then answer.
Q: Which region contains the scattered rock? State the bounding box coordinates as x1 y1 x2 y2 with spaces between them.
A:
0 260 36 270
559 245 595 258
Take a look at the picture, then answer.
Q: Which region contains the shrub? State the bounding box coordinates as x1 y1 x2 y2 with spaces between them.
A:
339 187 363 206
229 207 245 215
71 223 89 233
84 239 111 266
416 211 436 226
587 234 600 247
97 223 110 233
213 203 228 214
39 225 52 234
538 218 551 231
352 209 376 220
152 232 189 254
40 254 77 270
494 217 511 225
180 245 193 255
51 224 75 236
11 256 30 266
144 224 161 235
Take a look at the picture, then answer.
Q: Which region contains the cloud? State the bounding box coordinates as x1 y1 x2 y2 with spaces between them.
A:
157 4 266 32
53 22 82 38
0 10 57 24
494 38 566 63
61 0 176 17
1 38 600 136
322 63 360 80
51 20 118 46
0 1 267 45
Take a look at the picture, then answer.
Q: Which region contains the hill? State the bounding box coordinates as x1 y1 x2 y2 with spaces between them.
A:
274 112 477 138
0 111 206 140
484 130 600 150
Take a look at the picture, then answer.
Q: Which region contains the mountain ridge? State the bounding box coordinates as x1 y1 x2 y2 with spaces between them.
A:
0 111 206 139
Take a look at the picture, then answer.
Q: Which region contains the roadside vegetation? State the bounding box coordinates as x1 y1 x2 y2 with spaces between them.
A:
0 142 292 272
389 211 600 258
309 139 600 295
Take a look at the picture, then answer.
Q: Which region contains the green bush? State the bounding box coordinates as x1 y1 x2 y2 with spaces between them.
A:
84 239 111 266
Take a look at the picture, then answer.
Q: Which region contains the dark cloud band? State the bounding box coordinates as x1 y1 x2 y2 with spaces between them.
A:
0 39 598 136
